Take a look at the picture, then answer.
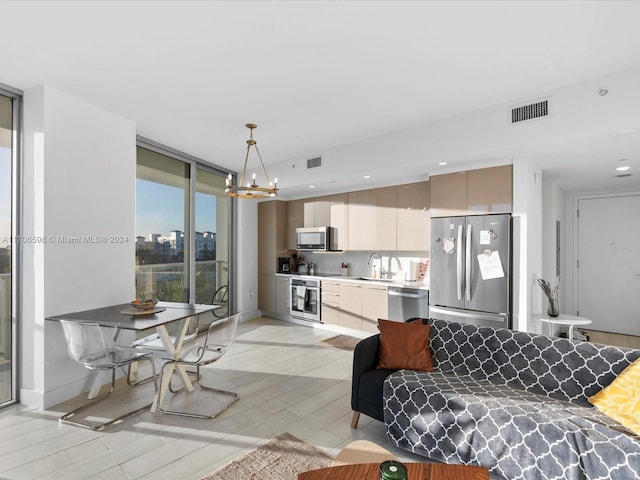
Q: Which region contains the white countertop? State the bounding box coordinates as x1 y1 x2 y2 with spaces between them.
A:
275 272 429 290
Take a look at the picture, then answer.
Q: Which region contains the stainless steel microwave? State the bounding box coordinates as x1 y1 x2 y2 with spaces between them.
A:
296 226 333 251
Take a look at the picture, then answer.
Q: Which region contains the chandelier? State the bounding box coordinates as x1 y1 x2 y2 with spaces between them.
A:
225 123 278 198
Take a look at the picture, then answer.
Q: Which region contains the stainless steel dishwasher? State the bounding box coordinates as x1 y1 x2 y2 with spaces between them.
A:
387 286 429 321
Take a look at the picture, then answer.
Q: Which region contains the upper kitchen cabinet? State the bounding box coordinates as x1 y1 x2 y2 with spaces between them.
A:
372 186 397 250
286 199 304 250
329 193 349 251
430 171 468 217
304 195 331 227
397 181 430 251
467 165 512 214
348 186 397 250
302 193 349 250
347 189 371 250
430 165 512 217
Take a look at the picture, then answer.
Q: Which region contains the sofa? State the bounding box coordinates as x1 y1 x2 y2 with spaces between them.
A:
352 318 640 480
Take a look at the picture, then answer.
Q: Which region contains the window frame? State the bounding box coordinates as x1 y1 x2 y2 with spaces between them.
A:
0 81 23 408
135 136 236 311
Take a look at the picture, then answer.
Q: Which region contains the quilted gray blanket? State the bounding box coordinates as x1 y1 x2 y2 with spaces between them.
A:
383 320 640 480
385 370 640 480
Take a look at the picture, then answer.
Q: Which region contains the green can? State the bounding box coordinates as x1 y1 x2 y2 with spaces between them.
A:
379 460 408 480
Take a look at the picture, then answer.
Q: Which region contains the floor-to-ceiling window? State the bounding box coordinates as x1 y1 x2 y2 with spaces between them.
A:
0 88 19 406
135 140 233 321
195 167 229 316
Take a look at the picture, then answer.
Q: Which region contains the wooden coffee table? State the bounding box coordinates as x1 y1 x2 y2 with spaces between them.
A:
298 462 490 479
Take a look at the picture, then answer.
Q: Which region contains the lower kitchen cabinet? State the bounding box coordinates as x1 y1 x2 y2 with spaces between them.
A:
258 273 275 313
321 281 340 326
275 275 290 315
362 284 388 333
339 283 362 330
320 280 389 332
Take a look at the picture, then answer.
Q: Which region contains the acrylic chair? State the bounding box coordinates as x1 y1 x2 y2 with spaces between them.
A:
59 320 158 430
156 312 240 418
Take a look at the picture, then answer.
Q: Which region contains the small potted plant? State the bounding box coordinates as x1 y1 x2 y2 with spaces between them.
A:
537 278 559 317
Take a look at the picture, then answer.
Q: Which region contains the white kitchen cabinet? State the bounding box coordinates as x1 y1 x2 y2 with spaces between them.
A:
329 193 349 251
321 280 340 326
338 283 362 330
348 187 397 250
397 181 430 251
303 196 331 227
371 186 397 250
362 284 388 333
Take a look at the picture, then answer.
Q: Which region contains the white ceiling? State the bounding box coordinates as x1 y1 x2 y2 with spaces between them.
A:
2 0 640 197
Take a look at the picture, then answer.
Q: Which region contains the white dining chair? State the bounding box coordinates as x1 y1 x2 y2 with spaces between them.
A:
59 320 158 430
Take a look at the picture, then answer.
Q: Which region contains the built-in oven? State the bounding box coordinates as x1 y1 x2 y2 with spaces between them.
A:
290 277 321 322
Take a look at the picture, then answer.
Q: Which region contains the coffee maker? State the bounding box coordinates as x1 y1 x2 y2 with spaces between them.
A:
278 257 290 273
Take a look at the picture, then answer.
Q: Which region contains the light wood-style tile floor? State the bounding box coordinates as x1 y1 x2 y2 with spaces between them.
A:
0 317 424 480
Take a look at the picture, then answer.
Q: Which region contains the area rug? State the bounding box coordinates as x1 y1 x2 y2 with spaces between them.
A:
200 433 333 480
321 335 361 351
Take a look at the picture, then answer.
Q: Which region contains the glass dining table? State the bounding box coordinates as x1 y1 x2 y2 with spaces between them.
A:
46 301 221 413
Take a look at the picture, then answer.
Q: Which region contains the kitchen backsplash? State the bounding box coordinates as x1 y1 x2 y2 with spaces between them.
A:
299 251 429 284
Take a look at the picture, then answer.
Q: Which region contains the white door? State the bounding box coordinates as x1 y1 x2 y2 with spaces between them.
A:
577 194 640 335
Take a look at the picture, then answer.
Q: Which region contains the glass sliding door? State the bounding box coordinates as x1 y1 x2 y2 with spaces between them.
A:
0 92 15 405
195 167 229 319
136 147 191 302
135 141 233 318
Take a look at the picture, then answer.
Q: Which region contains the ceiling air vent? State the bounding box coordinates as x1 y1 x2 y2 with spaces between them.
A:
511 100 548 123
307 157 322 169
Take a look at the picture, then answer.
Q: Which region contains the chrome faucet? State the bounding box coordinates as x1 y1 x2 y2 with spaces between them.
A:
368 252 386 278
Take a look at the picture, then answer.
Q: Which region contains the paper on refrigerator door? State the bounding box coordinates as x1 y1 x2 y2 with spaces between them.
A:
443 238 455 254
477 250 505 280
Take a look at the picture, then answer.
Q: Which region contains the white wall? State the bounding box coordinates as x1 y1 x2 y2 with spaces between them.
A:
537 181 566 335
236 199 259 320
510 159 542 333
21 86 136 408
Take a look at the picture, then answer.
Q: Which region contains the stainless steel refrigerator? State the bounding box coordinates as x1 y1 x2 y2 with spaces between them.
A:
429 214 511 329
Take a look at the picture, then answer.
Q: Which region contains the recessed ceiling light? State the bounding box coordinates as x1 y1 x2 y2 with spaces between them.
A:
363 175 371 179
309 185 316 188
615 165 631 172
438 162 448 166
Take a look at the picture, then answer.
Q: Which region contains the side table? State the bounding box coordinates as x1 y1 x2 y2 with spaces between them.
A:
298 462 489 480
538 314 592 340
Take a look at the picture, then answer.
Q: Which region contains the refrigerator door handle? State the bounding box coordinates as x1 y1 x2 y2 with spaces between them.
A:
465 223 472 302
430 306 509 324
457 224 463 301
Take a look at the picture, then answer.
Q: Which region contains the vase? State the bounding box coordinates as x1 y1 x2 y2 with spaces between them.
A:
547 294 559 317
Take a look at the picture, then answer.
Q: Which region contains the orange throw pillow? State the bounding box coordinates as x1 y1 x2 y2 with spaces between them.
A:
377 318 433 371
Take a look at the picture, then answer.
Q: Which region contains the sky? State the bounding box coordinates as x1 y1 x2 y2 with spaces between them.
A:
136 178 218 238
